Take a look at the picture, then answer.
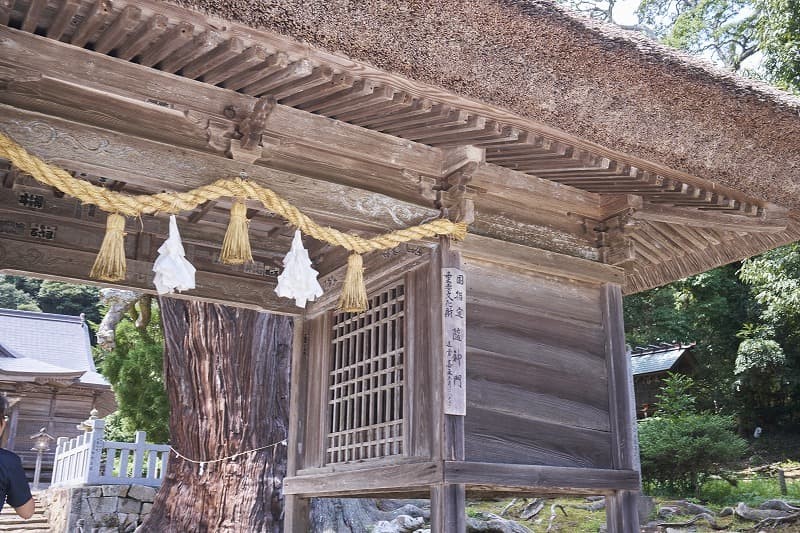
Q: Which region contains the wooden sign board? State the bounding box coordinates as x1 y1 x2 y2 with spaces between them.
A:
442 267 466 415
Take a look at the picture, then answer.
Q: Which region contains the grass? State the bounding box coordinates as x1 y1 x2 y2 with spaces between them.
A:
462 476 800 533
699 477 800 507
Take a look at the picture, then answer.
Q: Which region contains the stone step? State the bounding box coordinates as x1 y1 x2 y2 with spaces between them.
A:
0 518 48 526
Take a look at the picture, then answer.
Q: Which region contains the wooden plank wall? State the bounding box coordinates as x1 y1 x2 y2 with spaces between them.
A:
463 261 613 469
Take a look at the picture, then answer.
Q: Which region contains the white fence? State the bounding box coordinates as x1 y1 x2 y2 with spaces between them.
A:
51 418 170 487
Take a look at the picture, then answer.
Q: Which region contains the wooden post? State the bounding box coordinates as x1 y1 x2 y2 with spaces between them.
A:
602 284 641 533
778 469 787 496
85 418 105 485
430 237 467 533
284 316 310 533
283 496 309 533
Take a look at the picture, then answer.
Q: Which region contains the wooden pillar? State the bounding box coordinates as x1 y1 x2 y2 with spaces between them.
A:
602 284 641 532
283 496 309 533
284 316 310 532
431 484 466 532
430 238 466 533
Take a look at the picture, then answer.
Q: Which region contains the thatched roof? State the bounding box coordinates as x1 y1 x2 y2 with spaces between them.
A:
175 0 800 210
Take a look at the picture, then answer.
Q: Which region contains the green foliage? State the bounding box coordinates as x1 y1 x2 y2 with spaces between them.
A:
754 0 800 93
735 243 800 426
0 275 103 342
699 477 800 506
3 275 43 299
655 372 696 417
735 338 786 374
625 265 751 411
99 304 170 443
101 411 136 443
0 277 41 311
638 375 748 493
36 281 102 325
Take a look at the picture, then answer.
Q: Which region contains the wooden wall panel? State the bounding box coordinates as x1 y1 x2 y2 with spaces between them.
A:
463 261 612 469
54 394 96 418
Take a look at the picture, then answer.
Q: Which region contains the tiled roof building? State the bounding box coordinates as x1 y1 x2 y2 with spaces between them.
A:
0 308 115 478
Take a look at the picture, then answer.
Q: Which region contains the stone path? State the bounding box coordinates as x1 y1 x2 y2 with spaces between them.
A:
0 493 50 533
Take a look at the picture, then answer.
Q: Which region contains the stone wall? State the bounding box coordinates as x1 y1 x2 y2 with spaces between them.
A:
42 484 157 533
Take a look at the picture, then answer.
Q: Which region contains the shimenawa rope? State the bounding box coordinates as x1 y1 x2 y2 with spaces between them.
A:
0 132 467 311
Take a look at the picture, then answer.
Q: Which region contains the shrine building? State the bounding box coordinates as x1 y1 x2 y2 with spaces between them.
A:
0 1 798 531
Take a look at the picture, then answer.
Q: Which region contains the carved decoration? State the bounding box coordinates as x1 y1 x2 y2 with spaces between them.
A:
6 120 135 157
341 189 431 226
436 147 483 224
228 96 276 163
436 160 478 224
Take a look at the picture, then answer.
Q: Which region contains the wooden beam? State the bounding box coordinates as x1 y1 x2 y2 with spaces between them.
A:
0 26 442 190
0 238 298 315
0 105 437 234
454 234 624 286
471 163 606 220
443 462 640 494
283 461 442 497
0 26 615 239
633 203 787 233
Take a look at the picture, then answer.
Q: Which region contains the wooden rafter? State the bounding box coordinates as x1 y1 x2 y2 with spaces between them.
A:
0 0 773 219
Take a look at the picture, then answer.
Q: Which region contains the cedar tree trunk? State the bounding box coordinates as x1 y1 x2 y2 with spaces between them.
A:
143 298 292 532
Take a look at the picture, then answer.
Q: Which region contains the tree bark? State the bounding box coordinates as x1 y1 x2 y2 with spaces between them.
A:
142 298 292 533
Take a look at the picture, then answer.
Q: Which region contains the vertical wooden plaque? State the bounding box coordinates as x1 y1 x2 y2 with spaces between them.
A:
442 267 466 415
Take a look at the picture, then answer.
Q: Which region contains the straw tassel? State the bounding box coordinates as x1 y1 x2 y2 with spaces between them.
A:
451 221 468 241
337 252 368 313
90 213 127 282
220 200 253 265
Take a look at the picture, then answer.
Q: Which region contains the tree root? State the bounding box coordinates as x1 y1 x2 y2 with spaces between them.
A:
663 499 713 516
734 502 793 521
545 504 567 532
519 499 544 520
500 498 518 517
760 500 800 513
657 513 726 530
749 512 800 530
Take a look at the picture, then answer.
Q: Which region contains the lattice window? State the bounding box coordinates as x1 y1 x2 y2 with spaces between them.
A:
327 281 406 463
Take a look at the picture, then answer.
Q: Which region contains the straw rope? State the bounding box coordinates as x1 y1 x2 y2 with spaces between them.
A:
0 132 467 254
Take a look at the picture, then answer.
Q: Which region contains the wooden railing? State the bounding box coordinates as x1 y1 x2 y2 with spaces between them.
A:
51 418 170 487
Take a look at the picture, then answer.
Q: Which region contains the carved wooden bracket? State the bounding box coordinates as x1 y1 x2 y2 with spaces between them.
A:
437 146 483 224
594 209 638 266
228 96 276 163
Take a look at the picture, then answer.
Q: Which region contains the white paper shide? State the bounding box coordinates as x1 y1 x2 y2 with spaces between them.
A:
275 230 324 308
152 215 196 295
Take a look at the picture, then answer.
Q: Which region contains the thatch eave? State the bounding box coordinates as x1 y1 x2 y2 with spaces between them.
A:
173 0 800 211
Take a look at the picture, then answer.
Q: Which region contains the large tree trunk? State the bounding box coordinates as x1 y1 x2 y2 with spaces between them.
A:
142 298 292 532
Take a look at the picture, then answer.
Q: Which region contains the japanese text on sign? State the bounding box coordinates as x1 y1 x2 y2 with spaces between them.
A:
442 267 466 415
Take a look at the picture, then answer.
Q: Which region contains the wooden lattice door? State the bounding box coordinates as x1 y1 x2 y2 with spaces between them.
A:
326 280 406 463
